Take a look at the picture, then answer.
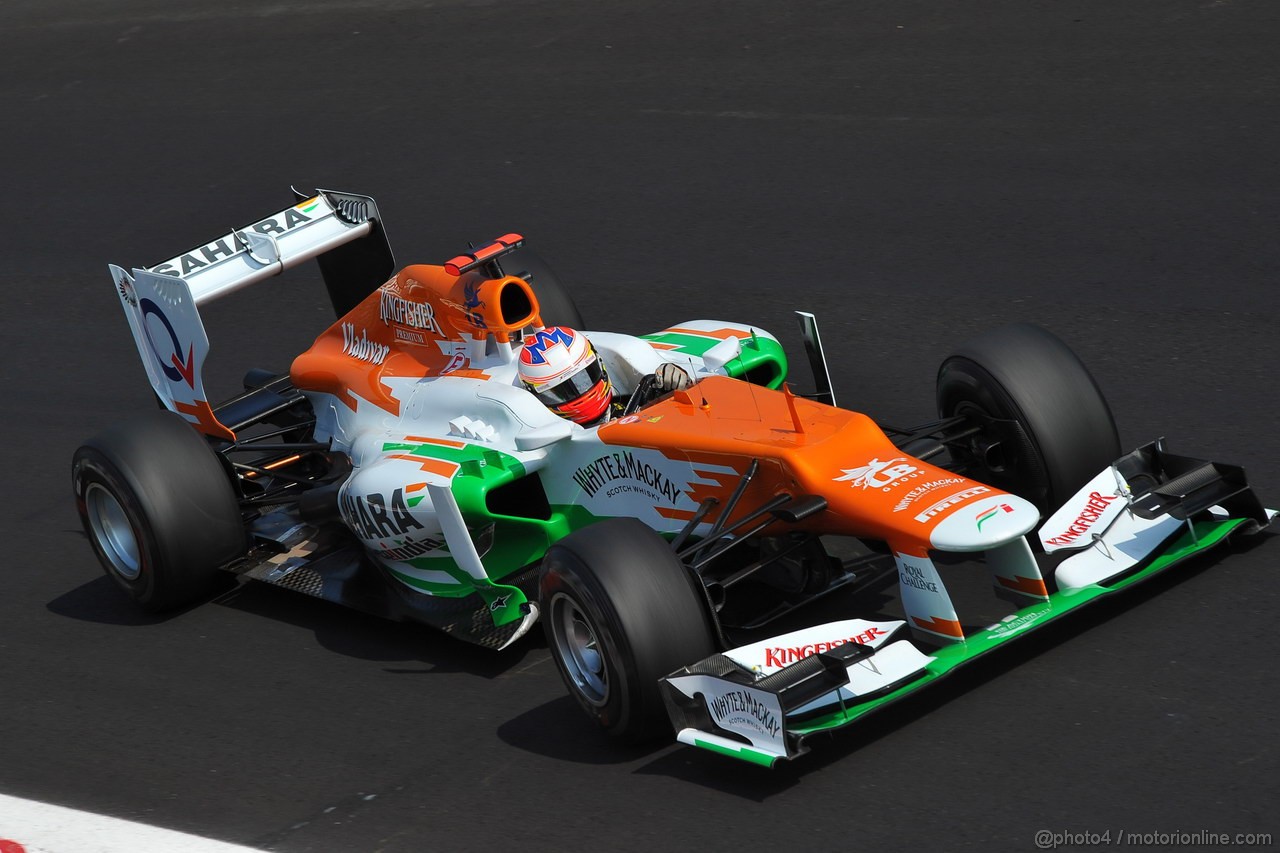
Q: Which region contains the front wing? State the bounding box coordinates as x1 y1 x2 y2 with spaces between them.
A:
660 441 1276 766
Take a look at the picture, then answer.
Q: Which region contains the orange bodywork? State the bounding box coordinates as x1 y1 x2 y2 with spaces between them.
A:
289 264 541 413
175 399 236 441
600 376 1000 556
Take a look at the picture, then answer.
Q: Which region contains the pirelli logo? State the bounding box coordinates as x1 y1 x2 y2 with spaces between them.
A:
914 486 989 523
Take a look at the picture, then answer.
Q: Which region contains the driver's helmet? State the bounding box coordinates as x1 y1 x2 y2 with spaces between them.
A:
518 326 612 425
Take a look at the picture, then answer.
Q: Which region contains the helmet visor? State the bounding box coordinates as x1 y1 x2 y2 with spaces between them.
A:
528 355 606 407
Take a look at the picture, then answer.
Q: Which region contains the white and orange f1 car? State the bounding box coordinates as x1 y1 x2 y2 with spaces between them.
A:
73 189 1275 766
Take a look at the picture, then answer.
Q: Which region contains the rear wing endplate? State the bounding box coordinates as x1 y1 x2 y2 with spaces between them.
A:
108 189 395 439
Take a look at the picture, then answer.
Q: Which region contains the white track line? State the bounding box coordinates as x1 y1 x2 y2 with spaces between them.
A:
0 794 264 853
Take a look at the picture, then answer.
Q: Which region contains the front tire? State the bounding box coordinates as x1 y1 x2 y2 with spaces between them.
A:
937 323 1120 511
72 411 247 611
540 518 716 742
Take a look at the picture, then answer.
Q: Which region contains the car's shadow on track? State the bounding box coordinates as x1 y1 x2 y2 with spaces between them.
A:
47 574 544 678
496 696 666 766
212 581 545 677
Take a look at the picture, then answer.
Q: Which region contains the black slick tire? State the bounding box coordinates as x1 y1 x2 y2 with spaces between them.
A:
937 323 1120 511
72 410 246 611
540 517 716 742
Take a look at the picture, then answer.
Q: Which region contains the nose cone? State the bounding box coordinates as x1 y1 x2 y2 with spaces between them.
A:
929 494 1040 552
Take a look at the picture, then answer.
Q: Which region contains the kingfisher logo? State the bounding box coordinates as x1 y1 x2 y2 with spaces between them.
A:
380 290 443 335
139 298 195 388
521 327 575 366
763 627 887 668
1044 491 1121 547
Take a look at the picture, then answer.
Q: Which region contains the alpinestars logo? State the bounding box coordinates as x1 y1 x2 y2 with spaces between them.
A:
341 323 390 364
835 457 920 491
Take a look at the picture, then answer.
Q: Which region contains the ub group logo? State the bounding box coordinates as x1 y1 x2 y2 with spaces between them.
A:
835 457 920 492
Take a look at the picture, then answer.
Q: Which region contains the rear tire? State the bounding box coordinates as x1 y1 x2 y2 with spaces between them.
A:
937 323 1120 511
502 247 585 328
540 518 716 742
72 411 246 611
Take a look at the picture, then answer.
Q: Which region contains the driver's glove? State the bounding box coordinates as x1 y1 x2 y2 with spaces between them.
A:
653 362 693 392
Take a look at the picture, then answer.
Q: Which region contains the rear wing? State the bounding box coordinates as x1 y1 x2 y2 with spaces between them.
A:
108 189 394 440
140 188 393 311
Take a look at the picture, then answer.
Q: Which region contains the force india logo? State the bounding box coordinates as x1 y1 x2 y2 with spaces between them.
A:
1044 491 1120 547
835 457 921 491
763 626 887 668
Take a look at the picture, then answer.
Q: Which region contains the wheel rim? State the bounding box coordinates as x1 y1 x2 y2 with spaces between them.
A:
548 592 609 706
85 483 142 580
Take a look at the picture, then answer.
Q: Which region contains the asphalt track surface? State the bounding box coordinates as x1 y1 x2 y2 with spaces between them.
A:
2 1 1278 850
